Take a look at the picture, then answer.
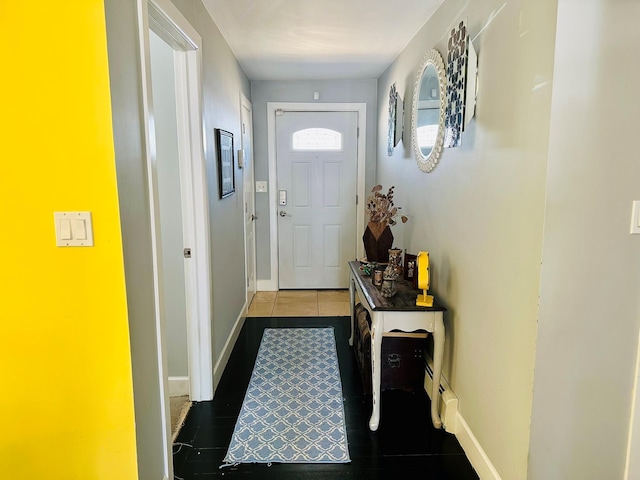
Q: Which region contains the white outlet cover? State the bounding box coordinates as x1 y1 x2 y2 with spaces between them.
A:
256 181 268 193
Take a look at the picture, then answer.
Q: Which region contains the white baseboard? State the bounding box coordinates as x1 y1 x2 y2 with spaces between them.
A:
213 303 247 392
423 356 499 479
455 413 502 480
168 376 190 397
257 279 277 291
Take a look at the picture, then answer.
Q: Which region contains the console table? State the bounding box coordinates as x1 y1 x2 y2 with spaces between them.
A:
348 261 446 431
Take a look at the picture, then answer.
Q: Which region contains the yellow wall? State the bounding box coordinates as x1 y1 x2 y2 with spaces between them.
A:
0 2 138 478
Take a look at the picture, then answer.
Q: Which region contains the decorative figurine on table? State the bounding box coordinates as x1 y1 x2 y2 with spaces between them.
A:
381 248 402 297
416 251 434 307
359 261 379 276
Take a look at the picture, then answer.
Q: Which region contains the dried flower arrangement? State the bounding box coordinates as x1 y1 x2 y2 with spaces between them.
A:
365 185 408 226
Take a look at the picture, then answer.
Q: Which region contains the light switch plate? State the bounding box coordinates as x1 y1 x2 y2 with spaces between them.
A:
54 212 94 246
256 181 268 193
631 201 640 234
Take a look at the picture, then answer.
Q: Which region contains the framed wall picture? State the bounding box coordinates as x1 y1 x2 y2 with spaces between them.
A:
404 252 417 285
216 129 235 198
394 92 404 147
387 83 398 156
387 83 404 156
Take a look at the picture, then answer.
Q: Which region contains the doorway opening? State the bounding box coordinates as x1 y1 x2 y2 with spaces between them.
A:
275 110 358 289
241 94 257 309
136 0 214 476
265 103 367 291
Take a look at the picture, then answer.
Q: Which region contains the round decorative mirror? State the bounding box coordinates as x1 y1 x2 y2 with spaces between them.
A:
411 49 446 173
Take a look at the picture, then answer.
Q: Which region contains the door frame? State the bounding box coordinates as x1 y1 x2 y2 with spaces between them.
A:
137 0 214 472
625 326 640 479
240 93 257 309
265 102 366 291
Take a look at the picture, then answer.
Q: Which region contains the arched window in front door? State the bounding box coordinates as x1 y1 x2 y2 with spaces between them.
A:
292 128 342 151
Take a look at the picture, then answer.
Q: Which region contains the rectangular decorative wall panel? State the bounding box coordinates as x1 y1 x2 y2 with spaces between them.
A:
293 225 311 268
323 162 341 207
293 162 310 207
323 225 340 267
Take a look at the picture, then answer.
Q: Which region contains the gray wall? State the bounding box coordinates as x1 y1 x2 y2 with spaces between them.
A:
529 0 640 478
104 1 165 478
105 0 250 476
149 30 189 378
251 80 378 281
376 0 557 478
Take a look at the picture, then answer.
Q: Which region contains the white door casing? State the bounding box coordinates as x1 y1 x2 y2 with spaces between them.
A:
265 103 367 292
149 29 190 393
276 111 358 289
241 93 257 306
138 0 214 475
146 0 213 404
625 326 640 479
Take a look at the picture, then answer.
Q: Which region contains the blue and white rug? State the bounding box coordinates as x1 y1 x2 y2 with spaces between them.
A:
222 328 350 466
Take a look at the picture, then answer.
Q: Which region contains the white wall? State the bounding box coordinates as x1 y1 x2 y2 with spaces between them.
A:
376 0 557 478
149 30 189 378
251 80 378 282
379 0 640 477
529 1 640 478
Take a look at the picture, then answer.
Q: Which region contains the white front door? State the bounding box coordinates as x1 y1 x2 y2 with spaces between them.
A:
241 95 257 305
276 111 358 289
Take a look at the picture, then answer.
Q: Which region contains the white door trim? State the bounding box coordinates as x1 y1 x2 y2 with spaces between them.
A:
137 0 213 475
625 326 640 479
265 102 366 291
240 93 257 309
147 0 213 403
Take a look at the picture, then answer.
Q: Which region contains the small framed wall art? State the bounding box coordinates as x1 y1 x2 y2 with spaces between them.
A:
404 251 419 289
387 83 404 156
215 128 235 198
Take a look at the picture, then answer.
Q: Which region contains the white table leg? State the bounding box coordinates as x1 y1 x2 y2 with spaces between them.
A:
369 315 382 431
430 313 444 429
348 277 355 346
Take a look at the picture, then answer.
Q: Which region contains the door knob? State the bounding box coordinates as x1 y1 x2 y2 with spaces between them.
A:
251 214 257 221
279 211 291 217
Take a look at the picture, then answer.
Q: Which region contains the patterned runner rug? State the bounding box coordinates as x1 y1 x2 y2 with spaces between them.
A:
222 327 350 466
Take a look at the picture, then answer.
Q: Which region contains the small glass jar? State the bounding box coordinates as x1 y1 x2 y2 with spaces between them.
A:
373 269 383 286
387 248 403 276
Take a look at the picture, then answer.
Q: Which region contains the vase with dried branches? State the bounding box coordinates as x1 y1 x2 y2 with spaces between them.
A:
363 185 408 263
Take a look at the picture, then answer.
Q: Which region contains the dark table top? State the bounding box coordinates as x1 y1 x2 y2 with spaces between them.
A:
349 261 446 312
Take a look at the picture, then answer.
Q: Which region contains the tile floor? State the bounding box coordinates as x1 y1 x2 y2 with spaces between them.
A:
247 289 351 317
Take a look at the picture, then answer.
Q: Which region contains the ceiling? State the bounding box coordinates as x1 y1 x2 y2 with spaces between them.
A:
202 0 444 81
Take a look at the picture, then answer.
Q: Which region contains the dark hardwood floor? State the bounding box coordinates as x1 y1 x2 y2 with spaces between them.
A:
173 316 479 479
